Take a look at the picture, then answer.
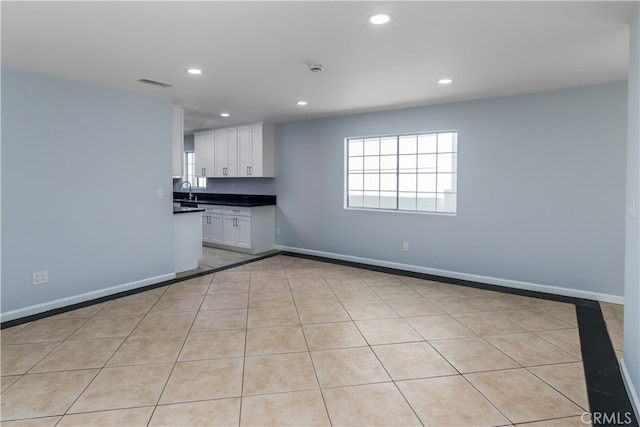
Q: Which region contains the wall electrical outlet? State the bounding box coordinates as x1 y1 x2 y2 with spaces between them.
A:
32 270 49 285
402 242 409 251
276 227 281 235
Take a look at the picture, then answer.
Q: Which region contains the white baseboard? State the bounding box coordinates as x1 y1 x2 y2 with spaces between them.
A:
275 245 624 304
1 273 176 323
620 358 640 422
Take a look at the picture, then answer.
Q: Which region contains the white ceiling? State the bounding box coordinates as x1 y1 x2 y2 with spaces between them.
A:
2 1 638 133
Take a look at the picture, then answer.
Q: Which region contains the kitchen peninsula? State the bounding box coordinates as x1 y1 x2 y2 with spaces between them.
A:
174 192 276 255
173 205 205 273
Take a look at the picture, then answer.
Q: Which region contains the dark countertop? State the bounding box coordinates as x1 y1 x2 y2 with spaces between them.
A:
173 207 205 215
173 192 276 207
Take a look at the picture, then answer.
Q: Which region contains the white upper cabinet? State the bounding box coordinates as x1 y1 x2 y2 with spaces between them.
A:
194 130 215 177
214 127 238 177
194 122 274 178
172 105 184 177
238 122 275 177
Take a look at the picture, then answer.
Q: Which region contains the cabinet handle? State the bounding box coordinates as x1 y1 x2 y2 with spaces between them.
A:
250 166 253 175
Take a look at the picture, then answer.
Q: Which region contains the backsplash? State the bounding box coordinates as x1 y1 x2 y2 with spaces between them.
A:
173 177 275 195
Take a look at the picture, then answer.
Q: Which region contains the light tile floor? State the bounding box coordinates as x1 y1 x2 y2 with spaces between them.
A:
1 254 617 426
176 246 271 279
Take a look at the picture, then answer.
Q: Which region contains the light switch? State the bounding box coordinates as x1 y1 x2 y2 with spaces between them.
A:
157 189 164 199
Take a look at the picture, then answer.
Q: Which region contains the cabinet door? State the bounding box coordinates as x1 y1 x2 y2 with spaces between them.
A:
202 214 212 242
202 214 223 243
209 214 223 244
235 216 252 248
194 130 215 177
222 215 238 245
214 127 238 177
238 123 263 177
222 215 251 248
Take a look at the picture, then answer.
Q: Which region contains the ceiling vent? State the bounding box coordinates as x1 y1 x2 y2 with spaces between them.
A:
137 78 172 88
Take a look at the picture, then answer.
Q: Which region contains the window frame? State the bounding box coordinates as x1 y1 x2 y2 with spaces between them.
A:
184 151 207 188
344 130 458 215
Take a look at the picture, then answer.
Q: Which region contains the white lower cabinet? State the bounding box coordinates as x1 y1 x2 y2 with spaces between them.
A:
223 212 251 248
200 204 274 254
200 205 223 244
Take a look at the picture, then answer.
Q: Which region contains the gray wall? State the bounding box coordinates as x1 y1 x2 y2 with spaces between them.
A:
623 11 640 418
1 68 175 321
275 83 628 301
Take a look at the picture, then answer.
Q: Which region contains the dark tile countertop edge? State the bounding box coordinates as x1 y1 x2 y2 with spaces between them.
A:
173 207 205 214
173 192 276 207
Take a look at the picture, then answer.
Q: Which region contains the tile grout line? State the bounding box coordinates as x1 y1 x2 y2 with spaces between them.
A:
286 267 335 426
0 252 631 426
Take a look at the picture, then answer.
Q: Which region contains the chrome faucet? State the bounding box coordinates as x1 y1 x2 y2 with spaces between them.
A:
181 181 193 200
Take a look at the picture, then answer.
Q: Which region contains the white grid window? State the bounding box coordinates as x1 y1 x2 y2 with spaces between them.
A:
185 152 207 188
346 131 457 214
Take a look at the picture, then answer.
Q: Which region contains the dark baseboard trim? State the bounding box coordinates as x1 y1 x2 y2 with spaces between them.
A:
2 250 637 426
282 251 638 426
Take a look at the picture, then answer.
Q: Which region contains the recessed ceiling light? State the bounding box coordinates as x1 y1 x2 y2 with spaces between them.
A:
438 78 453 85
368 14 391 25
296 101 308 106
186 68 203 75
220 113 230 117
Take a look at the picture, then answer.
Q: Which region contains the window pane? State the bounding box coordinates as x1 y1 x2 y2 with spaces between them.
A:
398 154 416 171
349 174 363 190
380 137 397 155
380 155 397 172
364 156 379 171
399 174 417 192
349 191 364 207
437 173 454 192
438 133 454 152
417 154 437 172
437 192 456 213
399 135 416 154
363 191 379 208
349 139 364 156
364 174 379 190
364 138 379 156
380 192 397 209
417 194 437 211
417 174 436 192
418 134 437 153
349 156 364 172
399 193 417 210
380 173 397 191
438 153 453 172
